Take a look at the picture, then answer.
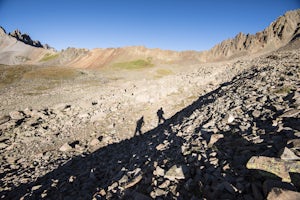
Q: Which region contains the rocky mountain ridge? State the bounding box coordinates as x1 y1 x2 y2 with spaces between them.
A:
0 9 299 67
8 28 52 49
208 9 300 60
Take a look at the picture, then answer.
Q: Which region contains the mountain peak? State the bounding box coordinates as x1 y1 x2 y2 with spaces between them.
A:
0 26 6 36
9 29 44 48
208 9 300 60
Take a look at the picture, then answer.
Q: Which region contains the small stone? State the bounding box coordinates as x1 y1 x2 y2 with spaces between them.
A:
124 175 142 189
209 157 218 165
89 138 100 146
223 163 230 171
154 166 165 177
9 111 24 120
252 110 261 118
98 189 106 196
181 145 191 155
222 181 237 194
227 115 235 123
154 188 166 197
208 134 224 147
31 185 42 191
108 182 118 191
69 175 76 183
280 109 300 118
41 192 47 198
156 143 166 151
118 175 129 186
165 165 186 181
279 147 299 161
59 143 72 152
159 180 170 189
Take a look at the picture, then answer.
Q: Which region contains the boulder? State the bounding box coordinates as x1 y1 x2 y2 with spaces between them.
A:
59 143 73 152
164 165 186 181
279 147 300 161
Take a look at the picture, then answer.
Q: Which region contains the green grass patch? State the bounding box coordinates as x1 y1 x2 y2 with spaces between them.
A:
40 53 59 62
113 59 154 70
154 69 173 78
23 67 79 80
0 65 30 88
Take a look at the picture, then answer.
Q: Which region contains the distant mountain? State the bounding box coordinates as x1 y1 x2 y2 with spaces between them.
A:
0 27 54 65
0 9 299 67
207 9 300 60
8 29 53 49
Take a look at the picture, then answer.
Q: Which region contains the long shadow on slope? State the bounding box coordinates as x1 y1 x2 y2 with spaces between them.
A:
200 93 300 198
4 67 298 199
209 120 300 199
2 79 232 199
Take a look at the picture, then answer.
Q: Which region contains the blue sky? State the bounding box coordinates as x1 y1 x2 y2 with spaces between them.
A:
0 0 299 51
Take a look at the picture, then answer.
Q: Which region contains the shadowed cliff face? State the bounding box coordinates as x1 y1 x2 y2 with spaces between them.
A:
0 9 299 67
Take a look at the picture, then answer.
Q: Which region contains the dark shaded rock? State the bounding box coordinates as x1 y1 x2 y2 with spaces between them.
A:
9 29 43 48
263 179 296 196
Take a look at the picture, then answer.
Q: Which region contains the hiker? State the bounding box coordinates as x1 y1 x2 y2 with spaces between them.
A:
157 107 165 125
134 116 144 136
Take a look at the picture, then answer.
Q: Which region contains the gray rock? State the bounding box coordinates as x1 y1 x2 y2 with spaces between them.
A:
208 134 224 147
279 147 300 161
158 180 170 189
31 184 42 191
9 111 24 120
154 188 166 197
165 165 186 181
89 138 100 146
263 179 296 196
59 143 73 152
252 110 261 118
154 166 165 177
280 109 300 118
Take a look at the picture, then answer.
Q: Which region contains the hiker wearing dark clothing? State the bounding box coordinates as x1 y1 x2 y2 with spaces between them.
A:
134 116 144 136
157 107 165 125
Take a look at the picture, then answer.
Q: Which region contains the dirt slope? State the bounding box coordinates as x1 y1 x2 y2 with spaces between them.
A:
0 48 299 199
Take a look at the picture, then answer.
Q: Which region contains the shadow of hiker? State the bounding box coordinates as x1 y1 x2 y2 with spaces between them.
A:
2 63 300 199
0 80 230 200
157 107 166 125
134 116 144 136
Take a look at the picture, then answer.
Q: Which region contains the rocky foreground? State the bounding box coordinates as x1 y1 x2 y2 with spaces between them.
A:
0 49 300 199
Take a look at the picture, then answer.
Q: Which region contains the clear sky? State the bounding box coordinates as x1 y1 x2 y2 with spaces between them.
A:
0 0 299 51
